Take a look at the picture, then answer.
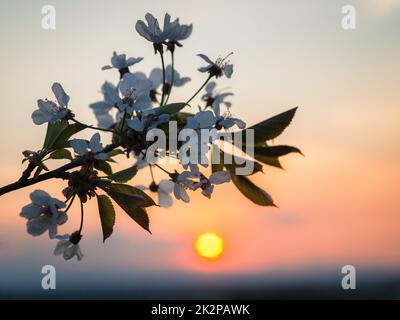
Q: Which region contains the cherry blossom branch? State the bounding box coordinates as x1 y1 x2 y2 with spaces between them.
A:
0 144 117 197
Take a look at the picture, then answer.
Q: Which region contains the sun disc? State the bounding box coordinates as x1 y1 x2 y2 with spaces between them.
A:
195 232 224 259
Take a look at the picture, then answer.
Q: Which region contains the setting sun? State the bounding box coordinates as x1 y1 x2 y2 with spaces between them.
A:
195 233 224 259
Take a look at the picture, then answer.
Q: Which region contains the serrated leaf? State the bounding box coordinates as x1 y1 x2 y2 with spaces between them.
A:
125 206 151 234
103 183 156 207
43 120 86 151
153 103 187 116
108 165 138 183
52 122 86 149
230 173 276 206
99 183 154 233
49 149 73 160
43 120 69 150
96 194 116 242
243 107 298 146
95 160 113 175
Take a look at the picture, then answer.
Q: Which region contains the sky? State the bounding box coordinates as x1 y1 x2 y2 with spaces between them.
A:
0 0 399 298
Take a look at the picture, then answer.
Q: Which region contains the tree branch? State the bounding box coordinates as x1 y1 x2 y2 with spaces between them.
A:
0 144 117 197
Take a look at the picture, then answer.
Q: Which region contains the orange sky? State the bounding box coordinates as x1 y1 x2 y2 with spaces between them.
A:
0 0 399 288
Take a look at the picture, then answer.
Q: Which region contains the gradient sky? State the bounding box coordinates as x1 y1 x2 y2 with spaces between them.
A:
0 0 399 296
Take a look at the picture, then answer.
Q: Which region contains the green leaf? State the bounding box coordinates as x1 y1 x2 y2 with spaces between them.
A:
230 173 276 207
42 120 86 150
212 150 263 175
103 183 156 208
108 165 138 183
99 183 154 233
107 149 125 157
253 145 303 169
43 120 69 150
49 149 73 160
95 160 113 175
96 194 116 242
254 145 303 157
125 206 151 234
253 153 283 169
243 107 298 146
52 122 86 149
153 103 187 116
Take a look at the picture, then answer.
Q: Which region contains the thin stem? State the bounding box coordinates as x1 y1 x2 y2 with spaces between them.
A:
153 162 172 175
64 193 76 213
159 51 167 106
164 51 174 105
186 74 213 105
78 200 84 234
0 144 117 197
140 151 171 176
149 165 155 182
71 118 116 134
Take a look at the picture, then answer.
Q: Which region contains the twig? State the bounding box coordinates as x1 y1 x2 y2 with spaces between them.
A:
0 144 117 197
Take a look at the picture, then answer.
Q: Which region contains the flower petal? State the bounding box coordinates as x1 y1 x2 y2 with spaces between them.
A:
89 133 103 153
159 179 175 193
127 118 144 132
20 204 42 219
111 51 126 69
54 240 71 256
70 139 88 156
126 57 144 67
51 83 70 107
27 216 50 236
198 54 214 65
223 64 234 78
135 20 152 41
158 191 173 208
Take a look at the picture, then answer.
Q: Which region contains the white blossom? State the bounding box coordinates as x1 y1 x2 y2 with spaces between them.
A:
70 133 108 160
20 190 67 238
202 82 245 129
139 180 175 208
186 110 217 130
54 234 84 261
135 13 178 44
218 113 246 130
202 82 233 116
172 171 201 203
198 53 234 79
118 73 152 112
167 19 193 44
200 171 231 198
32 83 70 125
89 81 121 128
149 66 191 90
102 51 143 71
